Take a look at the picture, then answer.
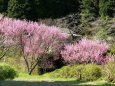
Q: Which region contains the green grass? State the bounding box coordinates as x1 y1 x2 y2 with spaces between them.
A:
0 72 115 86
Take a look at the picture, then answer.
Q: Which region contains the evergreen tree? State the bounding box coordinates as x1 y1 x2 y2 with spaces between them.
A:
36 0 80 18
5 0 115 20
26 0 40 20
99 0 115 18
81 0 99 19
7 0 28 19
7 0 39 21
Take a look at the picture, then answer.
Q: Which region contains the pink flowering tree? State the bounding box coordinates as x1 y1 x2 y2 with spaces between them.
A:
0 14 10 60
0 14 68 74
0 32 9 60
61 38 111 64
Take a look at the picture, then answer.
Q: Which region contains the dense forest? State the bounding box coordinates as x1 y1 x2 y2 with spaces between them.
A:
0 0 115 20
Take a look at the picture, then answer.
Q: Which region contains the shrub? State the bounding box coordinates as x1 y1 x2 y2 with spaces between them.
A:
57 66 74 78
61 38 111 64
50 65 83 79
50 64 84 79
102 61 115 82
0 63 18 80
82 64 102 81
50 64 102 81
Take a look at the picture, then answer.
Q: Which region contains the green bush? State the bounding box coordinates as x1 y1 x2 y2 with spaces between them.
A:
50 64 102 80
0 63 18 80
102 62 115 83
82 64 102 81
50 64 84 79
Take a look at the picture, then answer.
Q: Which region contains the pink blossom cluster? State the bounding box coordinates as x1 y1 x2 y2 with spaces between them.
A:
0 14 68 57
61 38 111 64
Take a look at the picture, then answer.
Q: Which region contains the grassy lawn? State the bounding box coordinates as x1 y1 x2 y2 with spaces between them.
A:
0 72 115 86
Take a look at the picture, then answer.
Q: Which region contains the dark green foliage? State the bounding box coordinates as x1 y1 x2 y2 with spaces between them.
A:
102 62 115 83
0 0 9 14
37 0 80 18
81 0 99 17
7 0 39 21
27 0 40 20
7 0 28 19
99 0 115 18
1 0 114 20
82 64 102 81
81 0 115 21
0 63 18 80
7 0 80 20
80 0 99 23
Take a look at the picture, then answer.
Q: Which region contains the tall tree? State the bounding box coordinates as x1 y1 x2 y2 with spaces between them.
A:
99 0 115 18
0 15 68 74
34 0 80 18
7 0 39 21
80 0 99 22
